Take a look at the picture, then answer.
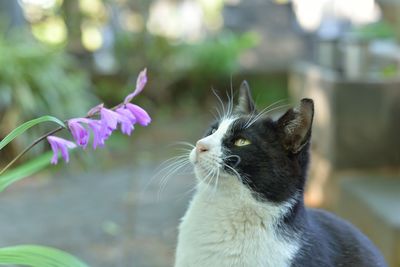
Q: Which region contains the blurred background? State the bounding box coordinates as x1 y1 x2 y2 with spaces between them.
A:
0 0 399 266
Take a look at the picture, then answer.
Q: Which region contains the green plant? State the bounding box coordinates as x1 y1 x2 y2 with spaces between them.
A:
0 245 88 267
183 31 259 78
351 21 395 40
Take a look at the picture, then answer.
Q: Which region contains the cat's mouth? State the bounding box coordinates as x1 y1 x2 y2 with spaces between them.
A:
189 148 224 180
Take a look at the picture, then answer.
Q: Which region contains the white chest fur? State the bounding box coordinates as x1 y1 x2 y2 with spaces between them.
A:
175 182 300 267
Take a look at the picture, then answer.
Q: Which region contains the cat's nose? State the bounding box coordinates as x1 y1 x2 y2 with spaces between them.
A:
196 141 209 153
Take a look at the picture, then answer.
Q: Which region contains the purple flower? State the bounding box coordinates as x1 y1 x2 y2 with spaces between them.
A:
116 107 136 135
68 118 90 148
100 108 121 131
124 68 147 103
125 103 151 126
41 68 151 166
99 107 135 139
47 136 76 164
87 119 106 149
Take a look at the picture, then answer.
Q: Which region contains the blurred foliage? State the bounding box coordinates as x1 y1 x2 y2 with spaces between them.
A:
104 30 259 104
0 151 61 193
242 73 288 108
0 30 95 162
351 21 395 40
2 0 262 106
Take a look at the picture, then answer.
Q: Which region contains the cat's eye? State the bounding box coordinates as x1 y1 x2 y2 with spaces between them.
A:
234 138 251 147
210 128 217 134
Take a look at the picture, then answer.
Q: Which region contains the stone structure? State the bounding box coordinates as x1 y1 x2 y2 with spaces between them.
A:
223 1 307 73
289 61 400 267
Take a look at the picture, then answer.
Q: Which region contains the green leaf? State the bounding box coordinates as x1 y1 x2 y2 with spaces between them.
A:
0 151 54 192
0 245 89 267
0 115 66 151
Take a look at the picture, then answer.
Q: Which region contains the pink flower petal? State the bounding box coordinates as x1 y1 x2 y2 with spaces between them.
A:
68 119 90 148
100 108 120 130
87 120 105 149
47 136 76 164
125 103 151 126
48 139 59 164
116 107 137 124
115 107 135 136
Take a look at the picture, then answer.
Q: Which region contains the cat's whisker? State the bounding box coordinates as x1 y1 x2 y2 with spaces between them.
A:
225 87 234 118
254 102 289 122
154 156 189 176
214 167 220 194
158 159 188 184
207 167 217 195
157 160 191 200
199 167 215 189
158 160 189 192
154 153 191 196
244 99 288 128
245 102 290 128
223 163 242 183
223 154 241 167
158 154 189 165
173 148 193 153
212 89 226 120
141 154 190 195
158 156 189 182
204 168 215 198
223 155 241 159
159 144 208 198
169 141 195 149
211 108 221 121
209 168 219 199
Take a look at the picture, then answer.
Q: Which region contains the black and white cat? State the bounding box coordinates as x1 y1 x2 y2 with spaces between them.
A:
174 82 387 267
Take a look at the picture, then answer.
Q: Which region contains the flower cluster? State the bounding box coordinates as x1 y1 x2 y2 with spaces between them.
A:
47 69 151 164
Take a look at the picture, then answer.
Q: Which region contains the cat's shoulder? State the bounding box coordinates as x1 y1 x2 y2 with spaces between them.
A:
305 208 375 249
293 207 387 267
306 208 369 239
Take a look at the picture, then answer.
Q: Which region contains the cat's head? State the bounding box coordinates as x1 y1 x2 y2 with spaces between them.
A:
189 81 314 203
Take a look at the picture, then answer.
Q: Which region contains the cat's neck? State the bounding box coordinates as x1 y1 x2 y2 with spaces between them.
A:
194 176 305 229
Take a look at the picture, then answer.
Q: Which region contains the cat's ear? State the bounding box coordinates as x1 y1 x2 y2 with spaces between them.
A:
235 80 256 114
277 98 314 153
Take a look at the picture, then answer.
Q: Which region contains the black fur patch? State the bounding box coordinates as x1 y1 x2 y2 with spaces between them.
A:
217 116 307 203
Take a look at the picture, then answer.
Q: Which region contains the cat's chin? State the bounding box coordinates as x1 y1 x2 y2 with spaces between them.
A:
193 166 239 188
193 165 212 180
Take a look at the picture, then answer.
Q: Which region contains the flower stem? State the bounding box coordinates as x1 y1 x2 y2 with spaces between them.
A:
0 126 64 176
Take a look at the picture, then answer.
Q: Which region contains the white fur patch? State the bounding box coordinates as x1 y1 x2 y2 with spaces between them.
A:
189 117 236 181
175 117 300 267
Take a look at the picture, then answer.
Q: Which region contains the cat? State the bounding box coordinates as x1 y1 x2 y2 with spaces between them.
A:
174 81 387 267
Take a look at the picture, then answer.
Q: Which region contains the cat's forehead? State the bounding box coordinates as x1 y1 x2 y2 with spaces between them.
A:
212 115 272 137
